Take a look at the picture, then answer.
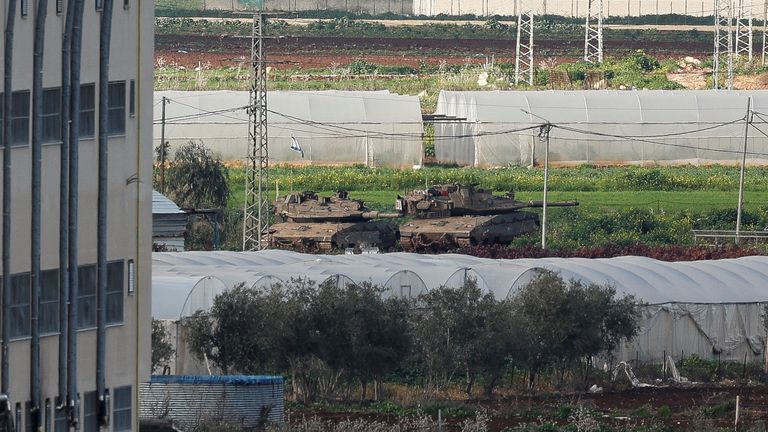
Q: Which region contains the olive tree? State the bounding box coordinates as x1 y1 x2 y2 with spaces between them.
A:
510 271 641 389
164 140 229 209
151 319 175 373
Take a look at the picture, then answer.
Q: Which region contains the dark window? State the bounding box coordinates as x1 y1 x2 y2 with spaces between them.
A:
129 80 135 117
82 392 98 432
10 91 31 146
25 401 34 432
44 399 51 432
14 404 21 432
42 88 62 143
96 0 103 10
9 273 31 339
124 0 129 9
112 386 132 432
40 269 59 334
79 84 95 138
54 407 67 432
108 81 126 135
21 0 29 17
56 0 63 14
77 265 96 329
107 261 124 324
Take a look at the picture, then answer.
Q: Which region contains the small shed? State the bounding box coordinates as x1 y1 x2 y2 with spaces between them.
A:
152 191 187 251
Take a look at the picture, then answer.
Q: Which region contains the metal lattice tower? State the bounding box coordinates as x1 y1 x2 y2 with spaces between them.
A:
242 12 270 251
762 0 768 64
735 0 753 61
584 0 603 64
514 5 534 86
713 0 734 89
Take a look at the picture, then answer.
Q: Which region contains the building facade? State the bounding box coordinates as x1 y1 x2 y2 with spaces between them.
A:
0 1 153 431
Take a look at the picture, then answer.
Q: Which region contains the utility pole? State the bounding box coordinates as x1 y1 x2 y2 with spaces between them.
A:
713 0 733 89
515 2 534 86
736 98 752 243
242 12 270 251
763 0 768 64
540 123 551 250
160 96 168 193
735 0 753 61
584 0 604 63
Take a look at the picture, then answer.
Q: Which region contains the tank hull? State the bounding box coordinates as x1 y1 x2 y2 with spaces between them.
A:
268 220 399 252
399 212 539 251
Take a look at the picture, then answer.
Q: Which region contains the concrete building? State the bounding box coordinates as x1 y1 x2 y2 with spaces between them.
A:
0 1 153 431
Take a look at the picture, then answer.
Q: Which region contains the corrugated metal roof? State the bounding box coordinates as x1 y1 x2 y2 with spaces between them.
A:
153 191 183 214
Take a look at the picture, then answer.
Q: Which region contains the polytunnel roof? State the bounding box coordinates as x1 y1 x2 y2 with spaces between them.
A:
435 90 768 124
152 251 768 319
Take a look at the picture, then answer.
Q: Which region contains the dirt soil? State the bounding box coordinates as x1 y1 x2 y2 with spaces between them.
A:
289 385 768 431
155 33 712 70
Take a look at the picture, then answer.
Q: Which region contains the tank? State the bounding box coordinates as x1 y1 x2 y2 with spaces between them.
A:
396 184 578 250
268 190 401 252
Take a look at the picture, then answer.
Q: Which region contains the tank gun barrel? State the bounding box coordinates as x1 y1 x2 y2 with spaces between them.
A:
525 200 579 208
362 211 402 219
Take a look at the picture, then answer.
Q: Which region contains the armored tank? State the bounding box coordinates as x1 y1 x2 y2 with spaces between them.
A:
396 184 578 250
268 190 401 252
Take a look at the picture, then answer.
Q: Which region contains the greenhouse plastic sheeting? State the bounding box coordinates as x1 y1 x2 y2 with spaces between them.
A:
153 90 423 168
434 90 768 167
414 0 707 17
154 251 768 363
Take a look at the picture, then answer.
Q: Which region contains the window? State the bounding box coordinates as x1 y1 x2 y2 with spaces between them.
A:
9 273 31 339
44 399 51 432
42 88 62 143
56 0 63 14
14 404 21 432
124 0 129 9
108 81 126 135
106 260 124 324
82 392 98 432
79 84 95 138
12 91 31 146
40 269 59 334
54 406 67 432
112 386 132 432
25 401 34 432
77 265 97 329
96 0 103 10
129 80 135 117
21 0 29 17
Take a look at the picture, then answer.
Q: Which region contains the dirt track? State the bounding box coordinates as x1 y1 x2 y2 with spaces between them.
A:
294 385 768 430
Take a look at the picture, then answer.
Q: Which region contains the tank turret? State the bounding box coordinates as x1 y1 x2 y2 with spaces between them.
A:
269 190 400 252
397 183 578 250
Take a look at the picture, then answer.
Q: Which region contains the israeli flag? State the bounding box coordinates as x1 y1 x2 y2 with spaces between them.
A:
290 135 304 158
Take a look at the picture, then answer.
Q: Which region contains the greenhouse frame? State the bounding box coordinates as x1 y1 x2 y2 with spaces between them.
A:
154 90 424 168
434 90 768 168
153 251 768 365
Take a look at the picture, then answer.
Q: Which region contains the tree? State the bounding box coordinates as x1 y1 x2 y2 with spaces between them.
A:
411 279 511 397
151 319 175 373
165 140 229 209
510 271 641 389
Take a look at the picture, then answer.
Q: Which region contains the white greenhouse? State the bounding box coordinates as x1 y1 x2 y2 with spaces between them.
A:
154 90 423 168
434 90 768 168
153 251 768 365
414 0 707 17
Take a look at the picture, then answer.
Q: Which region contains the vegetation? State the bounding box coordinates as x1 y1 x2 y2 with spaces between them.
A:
151 319 176 373
185 273 641 401
163 140 230 209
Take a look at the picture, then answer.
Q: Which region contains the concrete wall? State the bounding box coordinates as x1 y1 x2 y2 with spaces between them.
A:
0 1 153 431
